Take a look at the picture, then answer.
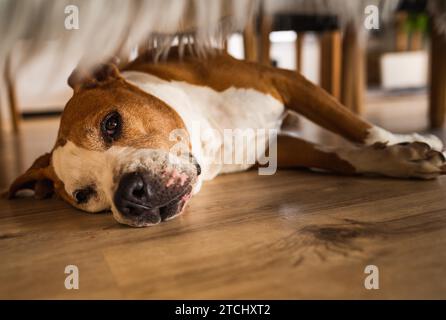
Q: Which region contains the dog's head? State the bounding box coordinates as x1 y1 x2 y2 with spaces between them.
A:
8 64 201 227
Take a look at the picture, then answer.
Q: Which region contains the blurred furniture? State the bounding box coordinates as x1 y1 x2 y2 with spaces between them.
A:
341 22 364 115
273 14 342 101
244 12 364 113
393 0 446 129
3 53 21 133
429 22 446 129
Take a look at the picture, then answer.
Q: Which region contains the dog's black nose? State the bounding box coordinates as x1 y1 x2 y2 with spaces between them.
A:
114 172 153 217
113 170 194 221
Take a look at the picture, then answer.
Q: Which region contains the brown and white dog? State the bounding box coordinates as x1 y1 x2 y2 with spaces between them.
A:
8 49 446 227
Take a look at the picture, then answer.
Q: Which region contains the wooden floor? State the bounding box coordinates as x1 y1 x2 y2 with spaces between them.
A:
1 92 446 299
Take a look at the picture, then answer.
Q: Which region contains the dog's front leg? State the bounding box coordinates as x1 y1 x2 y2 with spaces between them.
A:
269 67 443 152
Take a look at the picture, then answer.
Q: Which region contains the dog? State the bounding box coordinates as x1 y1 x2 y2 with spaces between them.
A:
8 48 446 227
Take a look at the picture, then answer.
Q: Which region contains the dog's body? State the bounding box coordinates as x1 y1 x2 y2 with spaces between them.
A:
9 49 446 226
121 64 285 185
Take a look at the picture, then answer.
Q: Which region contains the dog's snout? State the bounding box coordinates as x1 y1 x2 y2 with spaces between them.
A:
113 169 195 225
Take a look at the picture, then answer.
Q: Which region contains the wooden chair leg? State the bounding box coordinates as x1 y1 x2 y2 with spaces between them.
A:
259 13 272 66
295 33 304 72
429 23 446 129
243 14 258 62
341 23 365 114
395 12 409 51
410 30 423 51
4 54 20 133
222 38 228 53
0 93 3 135
319 30 342 100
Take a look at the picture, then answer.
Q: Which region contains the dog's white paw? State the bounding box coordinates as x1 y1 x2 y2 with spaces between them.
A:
392 133 443 152
339 141 446 179
366 127 444 152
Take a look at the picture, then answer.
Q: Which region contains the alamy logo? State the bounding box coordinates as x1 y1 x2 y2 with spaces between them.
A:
364 5 380 30
64 265 79 290
364 265 379 290
64 5 79 30
169 122 278 175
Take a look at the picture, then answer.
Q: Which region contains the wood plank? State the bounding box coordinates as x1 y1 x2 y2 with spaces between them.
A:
1 169 446 299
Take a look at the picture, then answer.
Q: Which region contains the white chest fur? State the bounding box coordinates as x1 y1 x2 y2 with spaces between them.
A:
122 71 285 182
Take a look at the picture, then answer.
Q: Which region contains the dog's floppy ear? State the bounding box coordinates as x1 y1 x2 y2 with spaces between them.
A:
8 152 56 199
68 61 122 91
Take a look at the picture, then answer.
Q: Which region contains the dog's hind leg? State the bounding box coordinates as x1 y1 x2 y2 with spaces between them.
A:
276 135 355 174
270 68 443 151
276 135 446 179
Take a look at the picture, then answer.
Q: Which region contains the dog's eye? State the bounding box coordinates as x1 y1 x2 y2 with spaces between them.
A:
101 111 122 143
73 187 95 204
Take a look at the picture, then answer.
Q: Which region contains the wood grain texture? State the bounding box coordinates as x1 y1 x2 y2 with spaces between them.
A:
1 95 446 299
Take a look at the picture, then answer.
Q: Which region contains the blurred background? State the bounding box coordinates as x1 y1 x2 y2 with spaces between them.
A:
1 0 445 123
0 0 445 187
